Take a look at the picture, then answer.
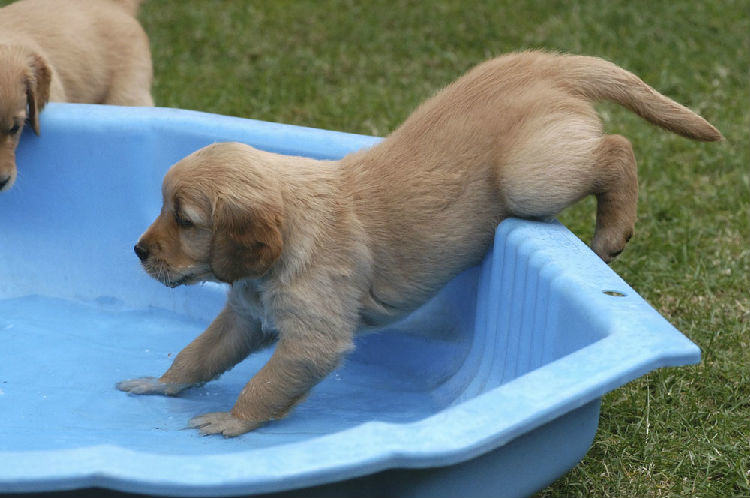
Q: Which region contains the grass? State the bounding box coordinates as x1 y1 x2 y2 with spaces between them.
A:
31 0 750 496
141 1 749 496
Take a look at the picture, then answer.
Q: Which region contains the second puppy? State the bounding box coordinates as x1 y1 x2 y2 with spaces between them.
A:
0 0 153 191
119 51 721 436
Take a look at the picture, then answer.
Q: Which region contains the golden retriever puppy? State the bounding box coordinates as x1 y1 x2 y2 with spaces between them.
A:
118 51 721 436
0 0 152 191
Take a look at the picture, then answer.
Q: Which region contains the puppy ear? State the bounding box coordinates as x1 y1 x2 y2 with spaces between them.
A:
210 197 284 283
25 53 51 136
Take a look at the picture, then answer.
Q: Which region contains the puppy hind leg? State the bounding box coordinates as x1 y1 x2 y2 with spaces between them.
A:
590 134 638 262
498 136 599 220
498 118 637 262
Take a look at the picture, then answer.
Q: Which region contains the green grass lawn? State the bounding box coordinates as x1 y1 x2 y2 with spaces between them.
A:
140 1 749 496
40 0 740 495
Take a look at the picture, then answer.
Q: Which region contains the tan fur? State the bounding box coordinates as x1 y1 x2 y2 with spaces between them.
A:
119 51 721 437
0 0 153 191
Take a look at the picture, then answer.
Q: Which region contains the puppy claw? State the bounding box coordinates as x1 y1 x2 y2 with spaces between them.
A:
116 376 191 396
188 412 261 437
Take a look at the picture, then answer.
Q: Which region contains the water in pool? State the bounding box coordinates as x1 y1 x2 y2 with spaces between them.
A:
0 293 471 454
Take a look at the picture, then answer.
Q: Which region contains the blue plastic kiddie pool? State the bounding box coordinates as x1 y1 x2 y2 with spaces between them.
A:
0 104 700 497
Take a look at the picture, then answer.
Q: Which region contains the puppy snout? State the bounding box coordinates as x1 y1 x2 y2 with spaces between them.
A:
134 242 150 261
0 174 11 191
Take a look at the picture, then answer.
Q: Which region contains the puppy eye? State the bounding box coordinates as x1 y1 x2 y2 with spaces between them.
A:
8 123 20 135
175 213 194 228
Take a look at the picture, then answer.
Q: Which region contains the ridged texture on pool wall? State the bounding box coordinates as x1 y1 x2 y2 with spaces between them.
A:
454 220 597 402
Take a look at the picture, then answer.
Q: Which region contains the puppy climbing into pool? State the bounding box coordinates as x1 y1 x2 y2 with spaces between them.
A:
118 51 721 436
0 0 153 192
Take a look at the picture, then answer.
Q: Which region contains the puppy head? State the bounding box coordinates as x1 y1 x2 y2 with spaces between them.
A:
0 46 51 191
135 142 285 286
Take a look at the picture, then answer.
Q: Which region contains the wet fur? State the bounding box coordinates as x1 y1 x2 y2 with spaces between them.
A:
119 51 721 436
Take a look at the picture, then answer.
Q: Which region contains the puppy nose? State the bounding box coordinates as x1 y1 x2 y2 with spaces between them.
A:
134 242 150 261
0 175 10 190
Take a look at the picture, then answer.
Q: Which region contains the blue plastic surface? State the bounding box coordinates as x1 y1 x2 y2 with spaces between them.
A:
0 104 700 497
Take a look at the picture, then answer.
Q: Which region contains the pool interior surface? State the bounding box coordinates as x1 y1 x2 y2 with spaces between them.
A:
1 254 604 457
0 286 476 455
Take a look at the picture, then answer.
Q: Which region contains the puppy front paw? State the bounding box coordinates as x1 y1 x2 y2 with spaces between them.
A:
188 411 262 437
116 376 191 396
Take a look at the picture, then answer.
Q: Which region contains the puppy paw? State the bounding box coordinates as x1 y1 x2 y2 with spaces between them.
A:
116 376 191 396
188 411 262 437
592 228 633 263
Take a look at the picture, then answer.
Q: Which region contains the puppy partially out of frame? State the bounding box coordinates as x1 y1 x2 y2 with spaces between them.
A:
119 51 721 437
0 0 153 192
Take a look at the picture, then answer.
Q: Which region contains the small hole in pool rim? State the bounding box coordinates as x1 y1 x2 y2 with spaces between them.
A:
603 290 626 297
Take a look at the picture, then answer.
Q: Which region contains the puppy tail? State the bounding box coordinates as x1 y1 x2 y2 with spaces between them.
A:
555 54 723 142
111 0 145 16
